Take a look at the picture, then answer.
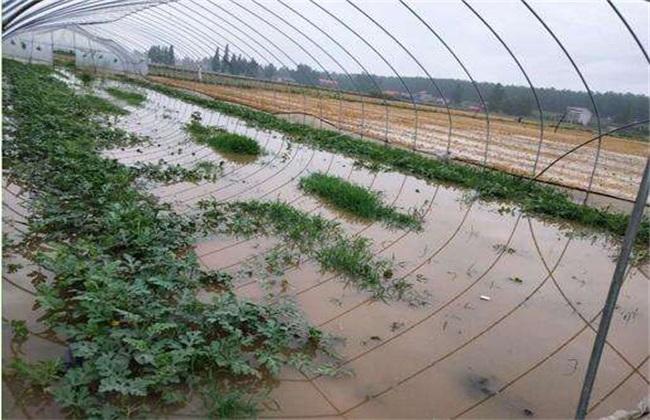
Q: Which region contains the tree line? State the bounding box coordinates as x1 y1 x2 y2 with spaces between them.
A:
149 44 323 85
147 45 175 66
207 45 321 85
335 73 648 126
146 44 648 131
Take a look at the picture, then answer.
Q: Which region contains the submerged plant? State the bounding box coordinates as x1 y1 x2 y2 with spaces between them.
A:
78 72 93 85
78 94 128 116
132 160 222 184
5 358 64 390
105 87 147 106
197 199 425 302
185 119 262 156
299 172 422 230
10 319 29 348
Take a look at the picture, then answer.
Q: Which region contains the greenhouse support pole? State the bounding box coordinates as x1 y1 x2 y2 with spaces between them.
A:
575 157 650 420
50 31 54 68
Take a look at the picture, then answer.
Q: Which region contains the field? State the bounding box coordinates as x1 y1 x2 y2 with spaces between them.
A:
148 72 649 203
3 62 648 418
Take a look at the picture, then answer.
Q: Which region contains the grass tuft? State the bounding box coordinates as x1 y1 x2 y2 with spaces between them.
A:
105 87 147 106
207 132 261 155
186 119 261 156
299 172 421 230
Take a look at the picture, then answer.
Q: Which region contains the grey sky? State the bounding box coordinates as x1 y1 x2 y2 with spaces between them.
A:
11 0 650 94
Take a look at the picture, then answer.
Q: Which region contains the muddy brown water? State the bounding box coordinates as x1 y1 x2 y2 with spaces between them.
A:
3 77 648 419
149 75 650 203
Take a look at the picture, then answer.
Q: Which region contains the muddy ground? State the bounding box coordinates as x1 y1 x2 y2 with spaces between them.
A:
3 78 648 419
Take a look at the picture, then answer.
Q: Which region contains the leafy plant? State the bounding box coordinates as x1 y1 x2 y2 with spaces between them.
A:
5 358 64 390
105 87 147 106
200 382 259 419
78 94 128 116
299 172 421 230
3 59 338 417
132 160 222 184
10 319 29 348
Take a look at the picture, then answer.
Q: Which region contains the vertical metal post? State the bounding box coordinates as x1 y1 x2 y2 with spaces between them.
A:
50 31 54 68
575 157 650 419
28 32 34 64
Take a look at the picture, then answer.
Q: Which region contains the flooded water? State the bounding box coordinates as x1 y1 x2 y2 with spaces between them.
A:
149 75 649 203
3 75 648 419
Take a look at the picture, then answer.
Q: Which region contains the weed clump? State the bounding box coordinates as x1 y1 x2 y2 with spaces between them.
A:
105 86 147 106
299 172 422 230
78 72 93 84
133 160 222 184
185 118 262 156
207 131 261 155
197 199 424 302
5 358 64 391
78 94 128 115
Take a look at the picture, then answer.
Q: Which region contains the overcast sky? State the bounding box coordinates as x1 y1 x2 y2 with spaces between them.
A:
13 0 650 95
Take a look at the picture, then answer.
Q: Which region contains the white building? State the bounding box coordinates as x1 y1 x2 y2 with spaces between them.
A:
566 107 593 126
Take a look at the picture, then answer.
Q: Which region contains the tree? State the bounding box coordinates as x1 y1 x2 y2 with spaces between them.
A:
614 102 633 124
211 47 220 72
451 82 463 105
168 45 175 65
507 93 534 117
352 74 377 94
263 63 276 79
488 83 505 113
246 58 259 77
292 64 319 86
147 45 161 63
222 44 230 73
147 44 175 65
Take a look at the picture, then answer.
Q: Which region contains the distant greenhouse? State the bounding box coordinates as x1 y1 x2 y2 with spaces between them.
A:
2 26 147 75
